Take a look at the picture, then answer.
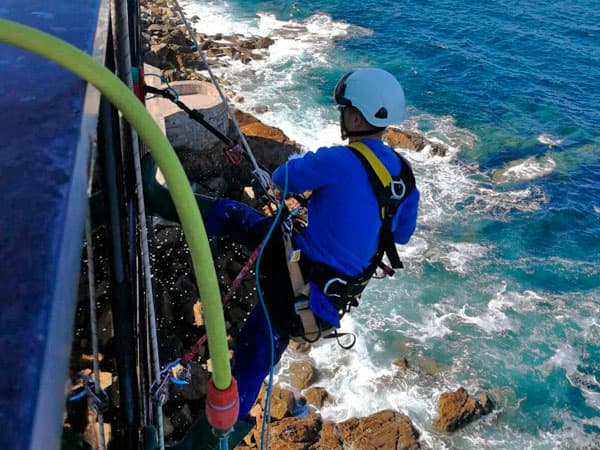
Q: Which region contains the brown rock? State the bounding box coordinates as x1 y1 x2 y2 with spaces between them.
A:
256 36 275 48
165 29 190 46
254 384 296 420
313 422 343 450
384 128 421 150
150 42 170 58
393 356 410 369
433 387 495 432
222 47 239 58
288 340 311 354
147 23 163 34
200 39 215 50
384 128 448 157
206 47 226 57
336 410 421 450
240 38 258 49
303 387 329 409
289 360 316 390
241 121 287 143
261 413 322 449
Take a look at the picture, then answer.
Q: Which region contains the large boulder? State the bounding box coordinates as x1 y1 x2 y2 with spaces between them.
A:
289 360 316 390
315 422 343 450
302 387 329 409
253 384 296 421
265 413 322 449
433 387 495 432
334 410 421 450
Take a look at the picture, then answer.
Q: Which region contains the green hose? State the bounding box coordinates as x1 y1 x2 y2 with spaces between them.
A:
0 19 231 389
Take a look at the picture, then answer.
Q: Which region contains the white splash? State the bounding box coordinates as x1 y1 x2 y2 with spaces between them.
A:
429 241 491 275
537 133 563 147
492 156 556 183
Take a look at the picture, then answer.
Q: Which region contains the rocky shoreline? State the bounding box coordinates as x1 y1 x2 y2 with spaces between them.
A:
66 1 494 448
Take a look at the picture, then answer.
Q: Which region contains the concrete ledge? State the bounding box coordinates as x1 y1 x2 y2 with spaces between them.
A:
144 63 229 152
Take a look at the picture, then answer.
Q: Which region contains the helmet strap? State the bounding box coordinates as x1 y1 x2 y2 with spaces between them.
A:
345 128 386 138
339 106 385 140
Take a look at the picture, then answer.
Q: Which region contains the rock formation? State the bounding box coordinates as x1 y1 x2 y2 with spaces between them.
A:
433 387 495 432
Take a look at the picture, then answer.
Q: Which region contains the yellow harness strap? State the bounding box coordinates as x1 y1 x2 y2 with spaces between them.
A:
347 141 392 187
347 141 393 219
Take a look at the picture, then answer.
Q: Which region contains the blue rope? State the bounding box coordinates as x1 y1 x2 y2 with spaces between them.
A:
255 163 289 450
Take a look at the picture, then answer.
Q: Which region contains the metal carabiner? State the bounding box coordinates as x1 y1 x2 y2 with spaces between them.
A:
390 179 406 200
323 278 348 297
150 358 191 406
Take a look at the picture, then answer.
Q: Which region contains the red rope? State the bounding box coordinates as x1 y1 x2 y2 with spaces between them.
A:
180 240 263 365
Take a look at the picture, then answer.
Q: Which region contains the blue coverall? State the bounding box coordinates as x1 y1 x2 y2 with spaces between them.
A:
206 138 420 419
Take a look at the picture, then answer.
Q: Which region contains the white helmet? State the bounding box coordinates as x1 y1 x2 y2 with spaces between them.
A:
333 68 405 128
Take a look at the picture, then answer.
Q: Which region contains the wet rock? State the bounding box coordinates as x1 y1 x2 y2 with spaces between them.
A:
433 387 495 432
206 47 226 57
150 42 171 58
336 410 421 450
200 39 215 50
176 52 202 70
316 422 343 450
253 105 269 114
265 413 322 449
256 36 275 49
288 340 311 354
253 384 296 420
384 128 447 157
289 360 316 390
491 156 556 183
302 387 329 409
393 356 410 369
165 29 191 46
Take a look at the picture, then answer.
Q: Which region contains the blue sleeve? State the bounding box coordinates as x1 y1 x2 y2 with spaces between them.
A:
392 188 419 244
272 147 341 194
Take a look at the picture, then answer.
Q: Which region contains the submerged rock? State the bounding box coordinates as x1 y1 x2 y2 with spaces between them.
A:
492 156 556 183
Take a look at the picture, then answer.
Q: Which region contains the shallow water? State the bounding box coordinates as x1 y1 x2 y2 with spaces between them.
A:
182 0 600 447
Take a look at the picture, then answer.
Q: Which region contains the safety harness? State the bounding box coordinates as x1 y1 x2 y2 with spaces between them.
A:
286 141 416 345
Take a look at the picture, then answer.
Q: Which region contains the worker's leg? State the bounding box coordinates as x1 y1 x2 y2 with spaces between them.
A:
232 305 289 419
142 153 215 222
142 154 271 247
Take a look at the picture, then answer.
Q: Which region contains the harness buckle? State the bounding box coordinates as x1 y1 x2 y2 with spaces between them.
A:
390 179 406 200
323 277 348 297
223 143 242 165
294 297 310 314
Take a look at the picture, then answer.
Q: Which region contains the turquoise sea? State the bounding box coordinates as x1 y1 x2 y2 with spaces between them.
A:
181 0 600 448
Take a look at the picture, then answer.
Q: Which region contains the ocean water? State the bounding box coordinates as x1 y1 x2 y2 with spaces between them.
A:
180 0 600 448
